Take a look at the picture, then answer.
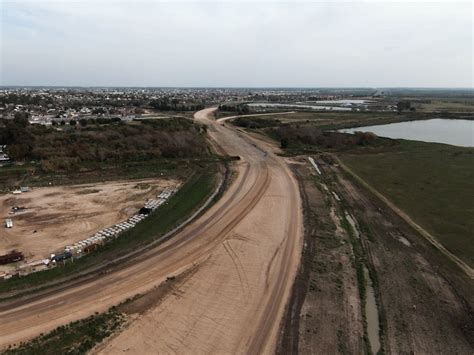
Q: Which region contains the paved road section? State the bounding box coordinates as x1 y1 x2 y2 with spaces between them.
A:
0 108 303 354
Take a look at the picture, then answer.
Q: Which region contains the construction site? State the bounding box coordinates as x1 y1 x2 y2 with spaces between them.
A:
0 179 179 278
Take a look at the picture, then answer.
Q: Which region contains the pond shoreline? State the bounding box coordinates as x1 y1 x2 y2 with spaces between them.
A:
339 118 474 147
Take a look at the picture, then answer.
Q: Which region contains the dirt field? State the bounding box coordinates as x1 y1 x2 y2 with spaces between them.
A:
278 160 365 354
0 179 178 271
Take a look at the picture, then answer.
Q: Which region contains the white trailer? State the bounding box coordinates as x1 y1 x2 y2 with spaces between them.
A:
5 218 13 228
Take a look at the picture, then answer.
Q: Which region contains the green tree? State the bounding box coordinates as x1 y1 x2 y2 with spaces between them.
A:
13 112 30 127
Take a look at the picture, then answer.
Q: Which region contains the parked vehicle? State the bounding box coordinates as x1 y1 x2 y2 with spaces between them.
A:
0 251 24 265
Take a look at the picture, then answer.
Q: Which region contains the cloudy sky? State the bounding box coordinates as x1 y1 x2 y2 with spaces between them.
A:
1 0 472 87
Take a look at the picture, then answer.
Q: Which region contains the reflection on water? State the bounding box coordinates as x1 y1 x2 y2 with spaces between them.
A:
340 119 473 147
364 266 381 354
247 102 352 111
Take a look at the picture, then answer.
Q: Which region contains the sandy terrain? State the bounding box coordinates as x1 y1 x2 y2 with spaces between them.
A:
0 108 303 353
96 108 303 354
0 179 177 271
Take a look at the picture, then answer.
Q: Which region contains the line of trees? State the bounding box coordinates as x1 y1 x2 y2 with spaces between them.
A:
0 116 209 171
150 99 205 111
271 126 385 150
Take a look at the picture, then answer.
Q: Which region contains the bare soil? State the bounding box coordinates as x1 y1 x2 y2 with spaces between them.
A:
278 160 364 354
0 108 303 353
0 178 177 272
278 153 473 353
329 161 474 353
94 108 304 354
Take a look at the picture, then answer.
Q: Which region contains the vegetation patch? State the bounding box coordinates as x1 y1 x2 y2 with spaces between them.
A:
269 125 395 153
0 116 208 172
339 140 474 267
2 309 125 355
233 116 281 129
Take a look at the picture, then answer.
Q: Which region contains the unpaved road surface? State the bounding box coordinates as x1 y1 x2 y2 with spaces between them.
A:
216 111 296 123
0 108 303 354
0 179 176 272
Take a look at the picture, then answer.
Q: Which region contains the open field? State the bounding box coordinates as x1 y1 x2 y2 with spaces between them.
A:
339 140 474 267
0 178 178 272
280 155 474 354
416 99 474 112
327 156 474 353
279 159 364 354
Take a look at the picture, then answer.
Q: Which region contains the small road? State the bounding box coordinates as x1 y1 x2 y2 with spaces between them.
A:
216 111 296 123
0 108 303 354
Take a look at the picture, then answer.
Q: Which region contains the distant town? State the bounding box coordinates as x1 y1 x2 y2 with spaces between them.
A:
0 86 422 126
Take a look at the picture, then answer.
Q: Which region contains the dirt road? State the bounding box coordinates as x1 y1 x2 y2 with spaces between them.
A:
0 108 303 354
216 111 296 123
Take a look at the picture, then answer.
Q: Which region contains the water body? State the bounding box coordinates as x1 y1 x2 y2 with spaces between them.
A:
340 118 474 147
247 102 352 111
343 210 381 353
309 99 371 105
364 266 381 354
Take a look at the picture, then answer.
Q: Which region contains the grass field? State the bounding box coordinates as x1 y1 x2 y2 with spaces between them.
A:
339 140 474 267
0 166 219 293
417 99 474 112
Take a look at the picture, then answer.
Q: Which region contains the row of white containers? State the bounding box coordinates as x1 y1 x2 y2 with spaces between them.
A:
65 188 177 255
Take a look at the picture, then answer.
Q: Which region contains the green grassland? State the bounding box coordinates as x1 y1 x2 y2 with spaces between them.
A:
339 140 474 267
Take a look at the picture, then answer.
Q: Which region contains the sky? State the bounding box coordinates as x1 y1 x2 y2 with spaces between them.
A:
1 0 472 87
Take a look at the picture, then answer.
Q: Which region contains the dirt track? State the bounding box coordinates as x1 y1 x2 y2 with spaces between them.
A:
0 108 303 353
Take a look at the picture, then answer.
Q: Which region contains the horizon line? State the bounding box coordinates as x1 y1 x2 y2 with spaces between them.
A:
1 85 473 90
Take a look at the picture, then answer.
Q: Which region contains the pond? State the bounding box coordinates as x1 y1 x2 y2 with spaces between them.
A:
340 118 473 147
247 102 352 111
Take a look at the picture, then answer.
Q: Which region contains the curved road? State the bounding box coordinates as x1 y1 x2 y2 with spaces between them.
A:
0 108 303 354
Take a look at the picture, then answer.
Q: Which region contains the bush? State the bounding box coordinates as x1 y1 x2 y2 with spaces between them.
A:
233 117 281 129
